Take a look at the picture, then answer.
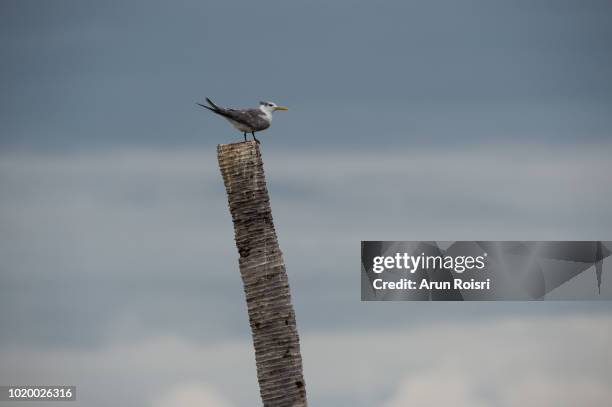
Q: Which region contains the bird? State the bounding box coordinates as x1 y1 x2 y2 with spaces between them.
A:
197 97 288 144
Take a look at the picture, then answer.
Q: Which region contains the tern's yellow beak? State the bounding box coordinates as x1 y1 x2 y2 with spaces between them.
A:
274 106 289 111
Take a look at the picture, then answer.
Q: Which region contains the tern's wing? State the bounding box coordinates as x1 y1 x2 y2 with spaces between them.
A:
197 102 269 131
219 108 270 131
218 108 261 124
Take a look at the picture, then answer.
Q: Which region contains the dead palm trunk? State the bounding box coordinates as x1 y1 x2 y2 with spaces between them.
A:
217 141 307 406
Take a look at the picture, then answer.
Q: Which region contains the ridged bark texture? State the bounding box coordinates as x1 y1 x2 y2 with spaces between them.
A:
217 141 307 407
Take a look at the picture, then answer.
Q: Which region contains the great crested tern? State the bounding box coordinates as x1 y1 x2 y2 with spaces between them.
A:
197 97 288 143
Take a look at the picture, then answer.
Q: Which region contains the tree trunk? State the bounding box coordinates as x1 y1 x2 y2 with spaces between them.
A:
217 141 308 407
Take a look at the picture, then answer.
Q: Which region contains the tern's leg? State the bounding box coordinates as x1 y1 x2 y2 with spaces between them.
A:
252 132 260 144
243 132 247 142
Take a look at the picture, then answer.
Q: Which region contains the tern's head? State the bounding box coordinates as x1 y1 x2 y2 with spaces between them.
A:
259 101 288 114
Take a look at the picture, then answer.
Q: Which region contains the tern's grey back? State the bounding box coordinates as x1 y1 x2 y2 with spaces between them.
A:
219 107 271 132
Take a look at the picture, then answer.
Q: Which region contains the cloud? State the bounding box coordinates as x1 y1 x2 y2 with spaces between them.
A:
1 146 611 348
0 335 258 407
383 373 612 407
301 316 612 406
498 376 612 407
152 382 235 407
0 315 610 406
384 375 488 407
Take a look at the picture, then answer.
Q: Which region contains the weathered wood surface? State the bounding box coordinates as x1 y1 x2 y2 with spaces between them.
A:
217 141 307 407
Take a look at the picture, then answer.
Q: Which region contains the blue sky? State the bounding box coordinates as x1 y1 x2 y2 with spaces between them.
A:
1 1 611 406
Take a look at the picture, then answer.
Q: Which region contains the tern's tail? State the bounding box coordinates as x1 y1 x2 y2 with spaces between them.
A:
205 97 220 110
197 102 216 113
197 97 230 119
197 97 223 113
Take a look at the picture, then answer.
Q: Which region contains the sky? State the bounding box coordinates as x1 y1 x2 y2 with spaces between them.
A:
1 1 611 406
1 0 612 150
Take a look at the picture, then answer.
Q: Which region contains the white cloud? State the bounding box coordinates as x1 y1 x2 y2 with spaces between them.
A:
1 315 610 406
497 376 612 407
0 335 258 407
153 382 235 407
383 373 612 407
301 316 612 406
1 147 611 406
383 366 612 407
384 375 488 407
